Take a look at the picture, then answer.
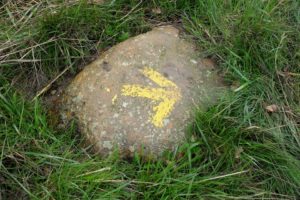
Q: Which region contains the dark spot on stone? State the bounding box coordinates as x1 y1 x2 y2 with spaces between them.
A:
102 61 111 72
187 76 194 84
163 72 169 78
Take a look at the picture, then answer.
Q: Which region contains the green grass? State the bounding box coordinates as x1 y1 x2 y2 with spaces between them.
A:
1 0 300 199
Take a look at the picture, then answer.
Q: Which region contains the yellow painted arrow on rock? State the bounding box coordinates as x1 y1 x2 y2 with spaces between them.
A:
121 67 181 128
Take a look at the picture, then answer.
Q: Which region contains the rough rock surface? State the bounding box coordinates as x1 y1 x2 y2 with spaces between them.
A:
62 26 226 158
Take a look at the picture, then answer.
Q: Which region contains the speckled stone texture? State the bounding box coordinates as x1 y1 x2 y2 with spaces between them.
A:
61 26 226 158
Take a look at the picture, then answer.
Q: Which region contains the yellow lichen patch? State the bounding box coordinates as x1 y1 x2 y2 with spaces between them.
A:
121 67 181 128
105 87 111 92
112 94 118 104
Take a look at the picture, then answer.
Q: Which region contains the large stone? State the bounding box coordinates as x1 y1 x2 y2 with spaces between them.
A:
62 26 225 158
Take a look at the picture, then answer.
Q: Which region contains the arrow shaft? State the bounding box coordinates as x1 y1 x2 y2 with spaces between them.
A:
141 67 178 88
122 85 170 101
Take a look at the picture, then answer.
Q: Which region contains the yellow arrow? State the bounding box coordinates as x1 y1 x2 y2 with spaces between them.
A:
121 67 181 127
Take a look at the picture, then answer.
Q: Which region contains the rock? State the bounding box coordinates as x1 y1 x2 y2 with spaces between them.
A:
62 26 226 158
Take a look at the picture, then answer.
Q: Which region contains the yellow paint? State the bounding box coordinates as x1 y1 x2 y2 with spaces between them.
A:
105 87 111 92
121 67 181 127
141 67 177 88
112 95 118 104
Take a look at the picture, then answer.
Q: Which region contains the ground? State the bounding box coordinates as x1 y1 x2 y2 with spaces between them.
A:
0 0 299 199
